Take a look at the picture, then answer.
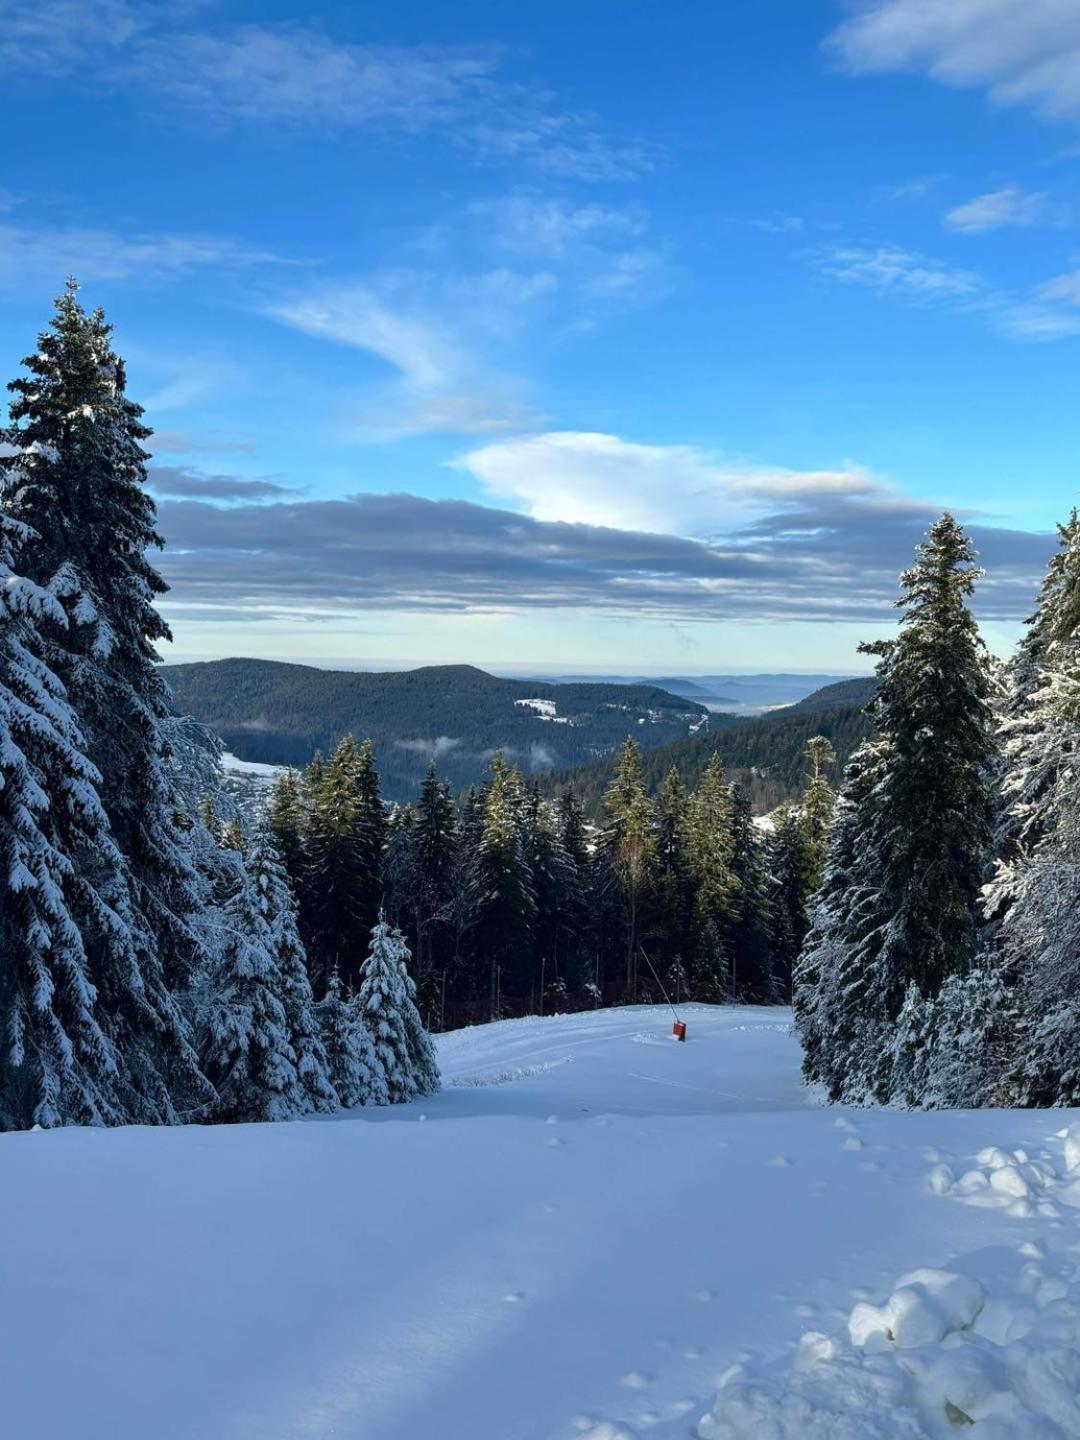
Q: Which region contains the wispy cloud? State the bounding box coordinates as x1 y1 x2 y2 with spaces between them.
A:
265 273 547 439
0 2 655 181
944 185 1055 234
814 244 980 300
0 220 283 284
812 241 1080 341
828 0 1080 122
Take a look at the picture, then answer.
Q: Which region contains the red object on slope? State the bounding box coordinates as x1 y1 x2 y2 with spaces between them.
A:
672 1021 687 1042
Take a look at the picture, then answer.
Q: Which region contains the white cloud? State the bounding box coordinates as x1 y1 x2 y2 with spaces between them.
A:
266 274 545 439
476 196 644 259
815 245 981 300
450 430 878 536
0 221 282 284
829 0 1080 120
0 4 654 180
944 185 1053 233
813 240 1080 342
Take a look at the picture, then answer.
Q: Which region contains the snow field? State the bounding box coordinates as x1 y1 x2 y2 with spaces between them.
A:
1 1005 1079 1440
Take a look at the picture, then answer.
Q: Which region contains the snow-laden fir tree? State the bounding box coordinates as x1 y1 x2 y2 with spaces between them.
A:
795 515 995 1104
197 826 308 1124
976 512 1080 1106
0 512 128 1128
246 830 338 1114
316 970 387 1107
475 753 535 1016
358 917 440 1102
0 281 211 1118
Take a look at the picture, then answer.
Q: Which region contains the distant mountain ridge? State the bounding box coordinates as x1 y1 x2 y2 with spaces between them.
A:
544 677 878 815
161 658 711 802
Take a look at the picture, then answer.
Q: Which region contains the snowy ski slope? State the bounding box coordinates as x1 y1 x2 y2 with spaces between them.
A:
2 1004 1079 1438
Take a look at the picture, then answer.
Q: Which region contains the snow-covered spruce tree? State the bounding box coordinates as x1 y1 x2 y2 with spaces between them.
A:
0 512 130 1128
0 281 211 1119
197 828 308 1124
979 523 1080 1106
795 515 995 1105
316 970 386 1108
247 830 338 1114
984 509 1080 931
793 739 892 1100
475 753 535 1016
358 917 440 1102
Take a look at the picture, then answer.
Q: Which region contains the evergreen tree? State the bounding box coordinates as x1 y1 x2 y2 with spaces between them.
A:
409 762 458 997
0 281 211 1118
601 738 655 999
726 782 771 996
684 754 740 999
267 768 305 882
764 807 808 999
246 830 338 1114
799 735 837 897
302 735 381 993
978 516 1080 1106
0 512 126 1128
474 754 535 1015
794 515 995 1103
197 831 306 1124
652 767 692 993
358 918 440 1102
316 970 387 1108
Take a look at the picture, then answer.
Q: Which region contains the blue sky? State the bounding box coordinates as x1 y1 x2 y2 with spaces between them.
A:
1 0 1078 672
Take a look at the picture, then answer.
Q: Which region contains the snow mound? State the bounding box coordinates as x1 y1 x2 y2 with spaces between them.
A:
702 1129 1080 1440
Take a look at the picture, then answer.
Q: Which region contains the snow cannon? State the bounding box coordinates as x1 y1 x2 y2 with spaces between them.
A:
672 1021 687 1042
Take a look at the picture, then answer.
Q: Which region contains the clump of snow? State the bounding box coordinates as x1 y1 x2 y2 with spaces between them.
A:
704 1127 1080 1440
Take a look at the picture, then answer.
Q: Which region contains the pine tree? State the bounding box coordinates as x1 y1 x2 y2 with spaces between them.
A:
316 970 387 1108
302 735 383 993
409 762 458 1003
246 830 338 1114
601 738 655 999
794 515 995 1104
474 754 535 1016
726 782 771 996
358 918 440 1102
684 754 740 999
764 807 808 999
0 512 128 1128
0 281 211 1119
267 768 305 882
197 829 306 1124
651 766 691 992
799 735 837 896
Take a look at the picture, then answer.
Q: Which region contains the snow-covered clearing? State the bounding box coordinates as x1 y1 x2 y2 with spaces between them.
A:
2 1005 1079 1439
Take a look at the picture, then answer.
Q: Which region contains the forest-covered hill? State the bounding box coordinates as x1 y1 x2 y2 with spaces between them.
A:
162 658 710 802
544 685 876 815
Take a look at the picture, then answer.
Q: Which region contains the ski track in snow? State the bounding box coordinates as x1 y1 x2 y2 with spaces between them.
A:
1 1004 1078 1439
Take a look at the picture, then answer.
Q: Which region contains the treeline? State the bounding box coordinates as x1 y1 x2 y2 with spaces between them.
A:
545 701 873 817
0 284 438 1132
269 728 840 1029
794 510 1080 1110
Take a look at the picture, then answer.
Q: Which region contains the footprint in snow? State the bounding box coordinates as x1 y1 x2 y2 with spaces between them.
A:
546 1136 565 1148
545 1114 559 1125
767 1155 792 1167
502 1291 525 1304
684 1344 705 1359
842 1137 864 1151
695 1288 716 1303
